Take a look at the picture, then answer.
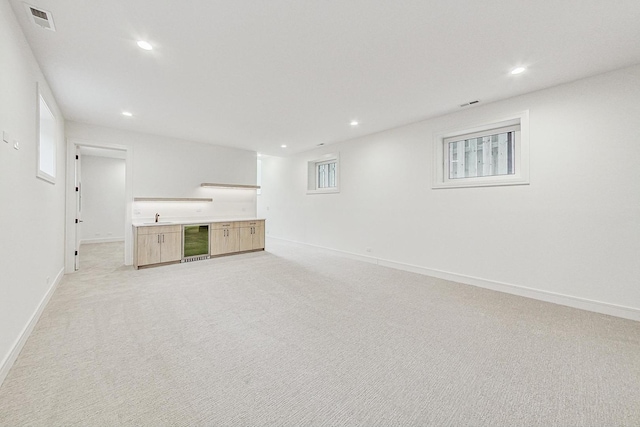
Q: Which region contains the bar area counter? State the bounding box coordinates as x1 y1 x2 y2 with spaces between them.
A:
132 219 265 269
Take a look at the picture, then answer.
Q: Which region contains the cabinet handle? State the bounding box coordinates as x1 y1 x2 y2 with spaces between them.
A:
157 234 160 244
162 234 165 243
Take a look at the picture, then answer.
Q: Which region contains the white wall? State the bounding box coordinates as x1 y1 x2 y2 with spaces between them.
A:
66 122 258 223
258 64 640 320
80 155 126 243
0 0 66 383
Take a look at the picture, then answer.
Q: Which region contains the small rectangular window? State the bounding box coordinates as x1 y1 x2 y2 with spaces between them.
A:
446 125 517 180
433 111 529 189
307 153 339 194
317 160 337 188
36 85 57 184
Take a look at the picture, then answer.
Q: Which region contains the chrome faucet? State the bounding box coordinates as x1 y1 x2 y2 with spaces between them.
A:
155 213 160 223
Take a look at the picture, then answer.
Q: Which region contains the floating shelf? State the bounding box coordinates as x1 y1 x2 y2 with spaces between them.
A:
200 183 261 189
134 197 213 202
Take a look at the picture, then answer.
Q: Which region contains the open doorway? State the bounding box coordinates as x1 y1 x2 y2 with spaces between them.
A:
76 146 126 269
65 140 133 273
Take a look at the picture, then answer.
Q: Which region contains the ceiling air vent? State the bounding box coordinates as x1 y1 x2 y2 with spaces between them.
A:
24 3 56 31
460 100 480 108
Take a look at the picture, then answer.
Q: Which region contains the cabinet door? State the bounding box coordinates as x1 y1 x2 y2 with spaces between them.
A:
238 226 253 251
160 232 182 263
211 228 240 255
137 234 161 266
210 228 227 256
252 224 265 250
227 228 240 253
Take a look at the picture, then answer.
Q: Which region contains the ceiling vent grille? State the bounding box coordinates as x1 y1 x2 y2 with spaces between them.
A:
24 3 56 31
460 100 480 108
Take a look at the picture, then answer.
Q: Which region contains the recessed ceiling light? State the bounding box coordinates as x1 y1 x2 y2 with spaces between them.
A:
137 40 153 51
281 144 287 148
511 67 526 75
122 111 133 117
350 120 359 126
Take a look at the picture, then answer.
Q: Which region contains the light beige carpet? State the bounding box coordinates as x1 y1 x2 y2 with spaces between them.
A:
0 240 639 426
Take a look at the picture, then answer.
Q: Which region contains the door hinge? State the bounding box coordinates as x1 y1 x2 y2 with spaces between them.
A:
75 251 78 256
75 218 79 223
75 187 79 192
75 155 79 160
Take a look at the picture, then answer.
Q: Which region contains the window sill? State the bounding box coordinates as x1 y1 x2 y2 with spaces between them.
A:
306 188 340 195
432 179 529 189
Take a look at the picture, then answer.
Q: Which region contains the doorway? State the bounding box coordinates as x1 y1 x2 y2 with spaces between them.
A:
65 140 133 273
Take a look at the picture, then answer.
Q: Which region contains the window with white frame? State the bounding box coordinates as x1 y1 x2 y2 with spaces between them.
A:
433 111 529 188
307 153 339 194
37 86 57 184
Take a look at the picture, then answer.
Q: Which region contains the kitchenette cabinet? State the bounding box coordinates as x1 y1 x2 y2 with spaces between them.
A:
210 221 239 256
133 219 265 269
238 220 265 251
134 225 182 268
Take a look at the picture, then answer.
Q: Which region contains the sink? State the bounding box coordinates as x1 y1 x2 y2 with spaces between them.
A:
143 221 173 225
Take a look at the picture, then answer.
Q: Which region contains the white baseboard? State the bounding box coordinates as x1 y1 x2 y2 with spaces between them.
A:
80 237 124 245
267 236 640 322
0 267 65 387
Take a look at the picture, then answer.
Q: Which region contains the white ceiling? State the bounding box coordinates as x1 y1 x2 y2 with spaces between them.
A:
11 0 640 155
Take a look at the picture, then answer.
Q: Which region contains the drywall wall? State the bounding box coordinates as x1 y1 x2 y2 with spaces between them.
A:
258 64 640 319
79 155 126 243
0 0 66 384
66 122 258 222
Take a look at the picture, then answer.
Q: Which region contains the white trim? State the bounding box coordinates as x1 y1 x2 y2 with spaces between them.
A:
80 237 125 245
306 187 340 195
432 110 530 189
267 236 640 322
65 138 134 273
0 267 64 387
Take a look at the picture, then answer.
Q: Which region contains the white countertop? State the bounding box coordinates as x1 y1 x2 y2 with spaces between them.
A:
132 218 265 227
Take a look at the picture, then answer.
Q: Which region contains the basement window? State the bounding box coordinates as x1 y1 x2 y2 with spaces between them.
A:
307 153 339 194
36 85 57 184
433 111 529 189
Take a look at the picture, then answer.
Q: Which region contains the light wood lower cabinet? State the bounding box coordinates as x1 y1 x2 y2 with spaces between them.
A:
238 220 265 251
134 225 182 268
210 222 239 256
212 220 265 256
134 220 265 268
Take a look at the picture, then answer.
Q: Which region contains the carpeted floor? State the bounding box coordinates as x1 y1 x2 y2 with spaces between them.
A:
1 240 639 426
